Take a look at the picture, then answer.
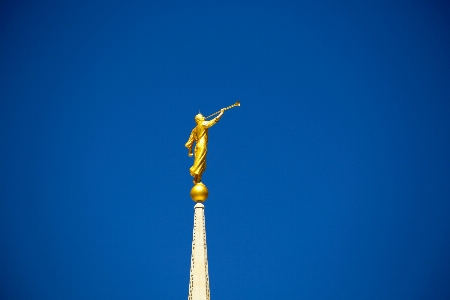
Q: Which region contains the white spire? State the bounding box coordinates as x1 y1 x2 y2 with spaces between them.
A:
188 203 211 300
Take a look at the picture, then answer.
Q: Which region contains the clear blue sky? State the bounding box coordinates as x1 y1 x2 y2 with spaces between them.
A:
1 1 450 299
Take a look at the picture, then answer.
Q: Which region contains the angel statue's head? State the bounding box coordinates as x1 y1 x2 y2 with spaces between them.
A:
194 113 205 124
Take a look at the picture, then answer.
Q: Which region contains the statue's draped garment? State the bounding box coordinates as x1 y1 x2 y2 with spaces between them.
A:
185 118 219 178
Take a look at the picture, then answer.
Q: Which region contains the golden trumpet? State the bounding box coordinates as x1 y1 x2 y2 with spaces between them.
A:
205 100 240 119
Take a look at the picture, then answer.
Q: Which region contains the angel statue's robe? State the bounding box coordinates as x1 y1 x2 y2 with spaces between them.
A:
185 118 220 180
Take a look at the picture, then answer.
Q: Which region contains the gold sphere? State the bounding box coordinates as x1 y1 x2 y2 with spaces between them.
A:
190 183 209 202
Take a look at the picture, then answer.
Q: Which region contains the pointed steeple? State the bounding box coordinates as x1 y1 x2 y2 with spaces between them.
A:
188 203 210 300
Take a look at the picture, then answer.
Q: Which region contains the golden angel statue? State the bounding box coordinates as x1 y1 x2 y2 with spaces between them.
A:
185 108 225 184
185 101 240 186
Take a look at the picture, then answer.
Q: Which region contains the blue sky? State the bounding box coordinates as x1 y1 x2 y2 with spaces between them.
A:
1 1 450 299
